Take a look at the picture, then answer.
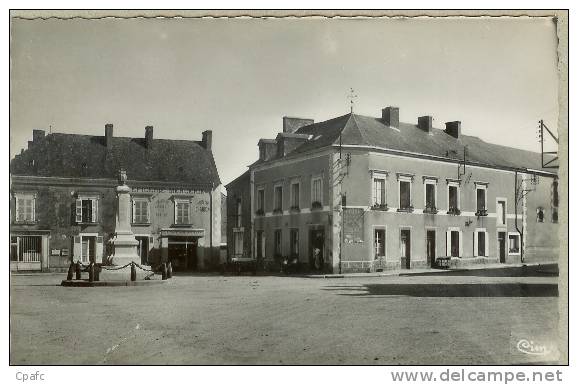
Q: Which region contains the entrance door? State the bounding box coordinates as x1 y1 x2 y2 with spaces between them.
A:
309 229 325 271
400 229 411 269
168 237 197 271
498 231 506 263
426 230 436 268
450 231 459 258
81 236 96 263
136 236 149 265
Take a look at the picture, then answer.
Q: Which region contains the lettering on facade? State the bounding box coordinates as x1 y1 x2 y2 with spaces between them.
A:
155 200 169 218
343 208 364 243
132 187 206 194
195 199 210 213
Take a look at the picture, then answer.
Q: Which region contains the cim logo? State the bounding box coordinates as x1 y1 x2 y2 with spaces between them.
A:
516 339 550 356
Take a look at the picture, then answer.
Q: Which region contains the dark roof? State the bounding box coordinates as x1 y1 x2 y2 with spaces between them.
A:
225 169 250 189
10 132 221 187
282 113 552 173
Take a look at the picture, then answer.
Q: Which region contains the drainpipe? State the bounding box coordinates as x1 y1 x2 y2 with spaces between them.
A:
210 182 214 259
514 170 524 263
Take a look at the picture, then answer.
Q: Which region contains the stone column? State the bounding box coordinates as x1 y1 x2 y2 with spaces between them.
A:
110 171 140 266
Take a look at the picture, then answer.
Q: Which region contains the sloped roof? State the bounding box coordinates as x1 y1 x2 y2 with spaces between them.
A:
284 113 552 173
10 132 221 187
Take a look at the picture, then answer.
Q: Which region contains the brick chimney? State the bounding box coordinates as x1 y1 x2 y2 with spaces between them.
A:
445 121 461 138
283 117 314 134
382 106 399 128
145 126 153 149
105 123 113 148
202 130 212 150
418 116 433 132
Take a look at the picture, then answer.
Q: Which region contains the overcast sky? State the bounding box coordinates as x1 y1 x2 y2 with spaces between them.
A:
10 17 559 185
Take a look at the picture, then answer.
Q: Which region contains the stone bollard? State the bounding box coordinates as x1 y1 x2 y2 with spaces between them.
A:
161 263 167 280
88 263 94 282
66 262 74 281
75 262 82 280
130 263 136 282
167 261 173 279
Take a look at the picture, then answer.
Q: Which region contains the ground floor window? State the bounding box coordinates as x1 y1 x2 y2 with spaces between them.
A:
474 230 488 257
508 233 520 254
233 231 244 256
274 229 282 257
290 229 299 257
447 230 461 258
374 229 385 259
10 235 42 262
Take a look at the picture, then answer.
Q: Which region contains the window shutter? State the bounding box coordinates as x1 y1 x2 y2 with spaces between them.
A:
92 199 98 223
485 231 489 257
73 236 81 261
15 197 21 222
458 231 463 257
149 236 154 249
132 200 136 223
146 201 151 223
446 231 450 257
174 201 178 224
95 236 104 263
31 196 36 221
473 232 478 257
75 198 83 223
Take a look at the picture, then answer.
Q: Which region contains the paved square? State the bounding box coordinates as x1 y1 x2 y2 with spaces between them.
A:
10 270 560 364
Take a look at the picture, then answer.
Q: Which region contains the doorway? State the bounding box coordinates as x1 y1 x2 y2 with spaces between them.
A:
168 236 198 271
81 236 96 264
400 229 411 269
426 230 436 268
136 236 149 265
309 228 325 271
449 231 460 258
498 231 506 263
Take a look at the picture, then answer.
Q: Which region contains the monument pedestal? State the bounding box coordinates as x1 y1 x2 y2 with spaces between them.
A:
110 182 142 267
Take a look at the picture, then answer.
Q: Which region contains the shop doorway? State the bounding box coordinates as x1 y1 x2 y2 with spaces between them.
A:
498 231 506 263
309 229 325 271
168 236 198 271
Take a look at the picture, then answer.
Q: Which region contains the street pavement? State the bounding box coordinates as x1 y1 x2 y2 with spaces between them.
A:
10 265 561 365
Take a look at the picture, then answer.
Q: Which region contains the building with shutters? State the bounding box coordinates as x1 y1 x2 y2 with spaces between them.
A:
10 125 222 272
228 108 560 273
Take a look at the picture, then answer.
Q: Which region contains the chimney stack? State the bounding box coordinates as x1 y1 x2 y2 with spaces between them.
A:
382 106 399 129
33 129 45 142
145 126 153 149
445 121 461 139
418 116 433 132
105 123 113 148
202 130 213 151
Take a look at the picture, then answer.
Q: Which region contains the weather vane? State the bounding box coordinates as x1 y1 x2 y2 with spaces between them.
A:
347 87 358 113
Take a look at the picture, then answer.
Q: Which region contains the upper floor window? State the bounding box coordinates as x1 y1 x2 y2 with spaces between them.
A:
497 199 506 226
552 180 559 223
423 178 437 213
274 185 283 212
15 193 36 222
256 188 265 214
174 199 191 225
290 182 300 210
132 198 150 224
537 207 544 223
235 198 242 227
447 182 460 214
372 175 386 208
475 184 488 215
397 175 413 211
311 176 323 207
75 195 98 223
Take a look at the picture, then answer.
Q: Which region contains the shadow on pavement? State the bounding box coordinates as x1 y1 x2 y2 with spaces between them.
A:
323 283 558 297
402 264 558 278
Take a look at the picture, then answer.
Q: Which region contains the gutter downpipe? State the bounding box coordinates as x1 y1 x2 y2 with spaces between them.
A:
514 169 524 263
